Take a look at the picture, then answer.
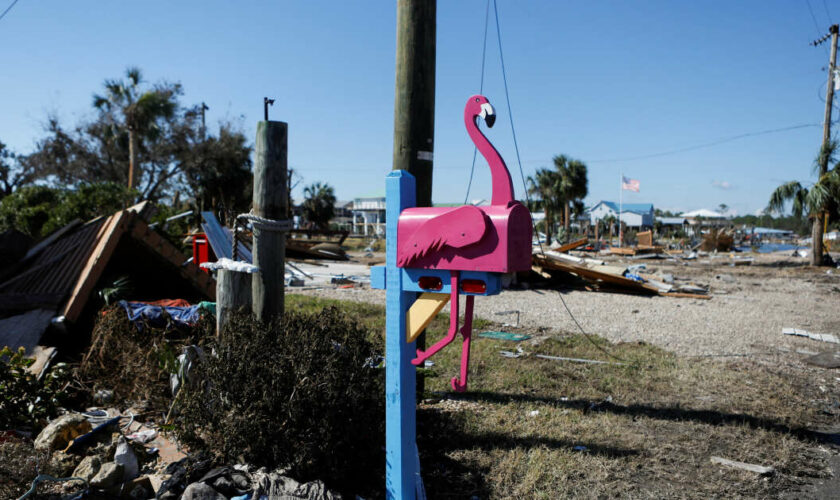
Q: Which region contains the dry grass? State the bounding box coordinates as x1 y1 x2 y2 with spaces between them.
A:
287 294 838 499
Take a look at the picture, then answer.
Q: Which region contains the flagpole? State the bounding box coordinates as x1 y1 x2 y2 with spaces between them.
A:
619 172 623 248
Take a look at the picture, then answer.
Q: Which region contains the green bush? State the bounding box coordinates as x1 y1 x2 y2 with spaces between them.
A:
0 346 69 431
174 307 385 496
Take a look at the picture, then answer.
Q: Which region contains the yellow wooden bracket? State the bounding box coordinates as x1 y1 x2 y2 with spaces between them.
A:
406 292 450 343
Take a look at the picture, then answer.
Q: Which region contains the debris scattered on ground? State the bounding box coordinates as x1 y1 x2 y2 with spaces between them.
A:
783 327 840 344
478 331 531 342
710 456 775 476
534 354 625 366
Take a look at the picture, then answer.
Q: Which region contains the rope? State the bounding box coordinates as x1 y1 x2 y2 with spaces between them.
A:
464 0 492 204
232 211 292 261
491 0 624 363
17 475 88 500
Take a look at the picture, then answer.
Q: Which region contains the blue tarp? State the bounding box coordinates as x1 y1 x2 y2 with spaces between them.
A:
117 301 204 331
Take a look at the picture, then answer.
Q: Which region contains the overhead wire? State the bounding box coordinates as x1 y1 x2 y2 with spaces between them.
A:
586 123 821 163
489 0 623 362
463 0 491 204
0 0 20 23
806 0 830 56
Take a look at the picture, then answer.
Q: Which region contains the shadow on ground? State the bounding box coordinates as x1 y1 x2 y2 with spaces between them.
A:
417 408 638 498
461 391 840 446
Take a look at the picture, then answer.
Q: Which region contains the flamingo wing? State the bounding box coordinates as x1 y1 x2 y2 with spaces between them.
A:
398 205 488 267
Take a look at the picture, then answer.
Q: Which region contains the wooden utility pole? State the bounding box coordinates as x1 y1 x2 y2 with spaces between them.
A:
252 120 288 322
393 0 436 204
813 24 839 266
393 0 436 398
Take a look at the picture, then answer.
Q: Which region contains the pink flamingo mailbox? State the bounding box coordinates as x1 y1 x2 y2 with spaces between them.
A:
371 95 531 498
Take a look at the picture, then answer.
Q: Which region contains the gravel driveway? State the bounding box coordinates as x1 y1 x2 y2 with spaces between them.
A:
292 253 840 357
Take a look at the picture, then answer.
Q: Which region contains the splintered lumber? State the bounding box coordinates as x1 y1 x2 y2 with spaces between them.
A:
609 247 637 256
552 237 588 253
533 253 660 295
710 456 775 476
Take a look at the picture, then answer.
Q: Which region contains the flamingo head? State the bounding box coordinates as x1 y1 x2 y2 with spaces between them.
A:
467 95 496 128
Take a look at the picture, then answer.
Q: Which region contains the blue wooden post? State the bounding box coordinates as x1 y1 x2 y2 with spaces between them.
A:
385 170 417 499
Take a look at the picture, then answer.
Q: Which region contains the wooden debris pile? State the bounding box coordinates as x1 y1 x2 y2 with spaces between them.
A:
531 240 710 299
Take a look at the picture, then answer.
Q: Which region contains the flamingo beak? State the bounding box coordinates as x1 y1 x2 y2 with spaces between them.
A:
479 102 496 128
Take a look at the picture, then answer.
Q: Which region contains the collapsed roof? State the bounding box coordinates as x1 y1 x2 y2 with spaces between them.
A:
0 204 214 353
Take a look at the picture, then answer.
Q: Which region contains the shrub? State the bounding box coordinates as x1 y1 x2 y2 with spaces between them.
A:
0 346 69 431
78 306 213 412
174 307 385 496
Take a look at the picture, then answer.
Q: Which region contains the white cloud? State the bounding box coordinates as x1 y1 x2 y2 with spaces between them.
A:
712 180 733 190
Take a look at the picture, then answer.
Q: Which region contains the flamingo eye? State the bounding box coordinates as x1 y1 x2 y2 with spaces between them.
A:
475 97 479 102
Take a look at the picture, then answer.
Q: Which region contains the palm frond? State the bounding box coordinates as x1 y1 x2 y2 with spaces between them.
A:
767 181 805 217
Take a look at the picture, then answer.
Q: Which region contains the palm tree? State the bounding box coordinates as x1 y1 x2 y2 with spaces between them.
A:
302 182 336 230
768 141 839 265
527 168 559 244
92 67 177 190
553 155 588 242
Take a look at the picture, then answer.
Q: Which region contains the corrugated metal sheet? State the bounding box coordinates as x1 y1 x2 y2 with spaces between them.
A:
0 217 108 307
201 211 252 262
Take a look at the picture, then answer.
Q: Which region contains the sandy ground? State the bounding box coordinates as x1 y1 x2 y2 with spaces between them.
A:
291 251 840 357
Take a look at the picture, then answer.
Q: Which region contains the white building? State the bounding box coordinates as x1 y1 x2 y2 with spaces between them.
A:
351 196 386 236
588 201 654 228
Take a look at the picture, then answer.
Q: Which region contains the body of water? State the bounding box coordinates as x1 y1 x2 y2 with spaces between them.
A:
735 243 803 254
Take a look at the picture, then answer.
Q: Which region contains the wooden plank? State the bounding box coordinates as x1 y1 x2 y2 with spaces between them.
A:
534 254 660 294
710 456 774 476
62 212 129 321
609 247 637 256
659 292 712 300
553 237 588 253
406 292 449 342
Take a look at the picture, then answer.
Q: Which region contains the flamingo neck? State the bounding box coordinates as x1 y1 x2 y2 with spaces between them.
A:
465 113 515 206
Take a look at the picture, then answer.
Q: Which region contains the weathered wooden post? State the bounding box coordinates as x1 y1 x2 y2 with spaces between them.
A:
216 267 253 335
251 120 288 322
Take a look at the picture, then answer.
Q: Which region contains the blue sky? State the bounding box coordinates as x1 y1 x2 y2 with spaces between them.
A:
0 0 836 215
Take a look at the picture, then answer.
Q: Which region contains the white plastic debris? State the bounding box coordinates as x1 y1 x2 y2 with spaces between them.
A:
200 258 259 273
126 429 157 444
114 436 139 481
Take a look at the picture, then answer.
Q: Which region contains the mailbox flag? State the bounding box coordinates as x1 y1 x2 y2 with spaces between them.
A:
622 176 640 192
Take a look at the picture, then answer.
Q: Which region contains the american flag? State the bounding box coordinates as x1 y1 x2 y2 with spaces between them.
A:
622 176 640 192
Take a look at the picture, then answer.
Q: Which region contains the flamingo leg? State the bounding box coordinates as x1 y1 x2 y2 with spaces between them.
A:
450 295 474 392
411 271 460 366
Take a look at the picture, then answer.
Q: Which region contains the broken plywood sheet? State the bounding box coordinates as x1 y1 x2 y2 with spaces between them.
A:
0 308 55 354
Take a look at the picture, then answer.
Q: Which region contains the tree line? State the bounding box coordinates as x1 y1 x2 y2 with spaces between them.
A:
0 67 339 239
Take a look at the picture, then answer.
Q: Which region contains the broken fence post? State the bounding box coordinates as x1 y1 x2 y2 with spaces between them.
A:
201 258 257 336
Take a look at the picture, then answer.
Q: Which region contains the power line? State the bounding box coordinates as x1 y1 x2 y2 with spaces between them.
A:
586 123 821 164
822 0 833 23
0 0 21 23
491 0 624 362
807 0 830 56
463 0 491 204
